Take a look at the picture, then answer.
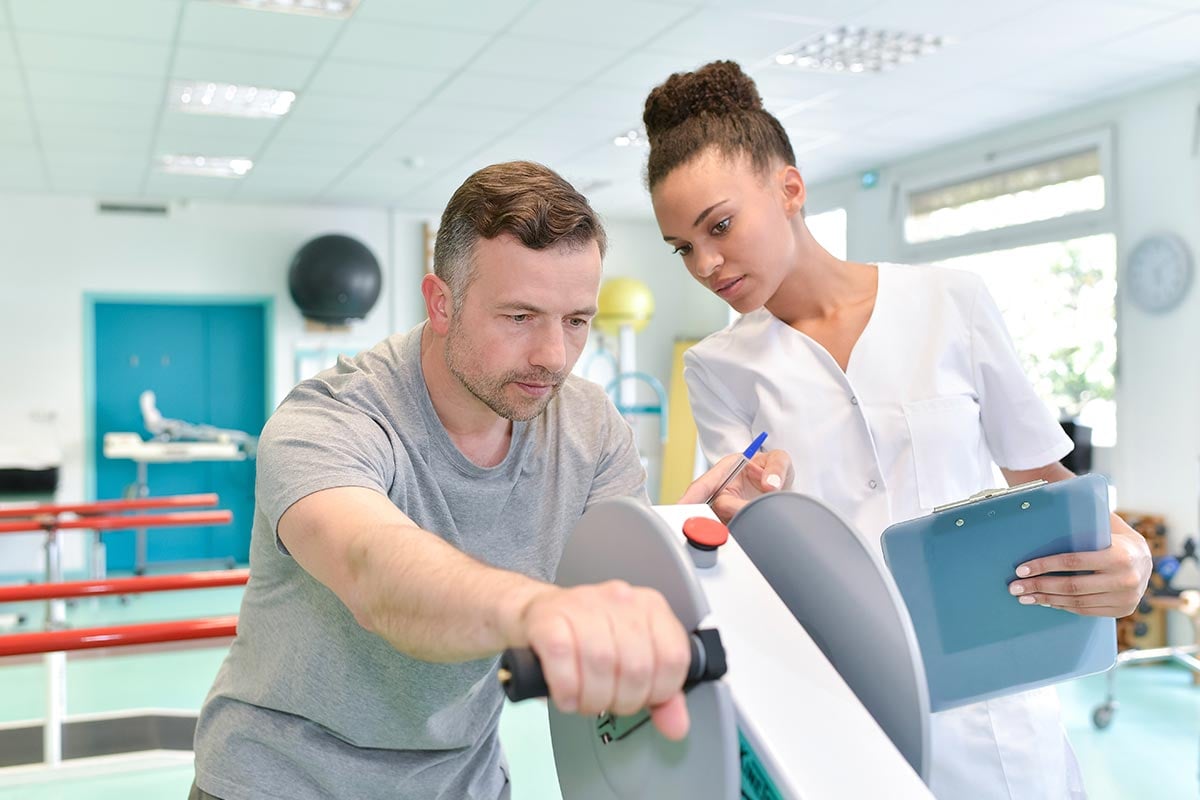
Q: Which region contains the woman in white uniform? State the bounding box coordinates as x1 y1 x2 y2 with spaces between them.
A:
647 61 1152 800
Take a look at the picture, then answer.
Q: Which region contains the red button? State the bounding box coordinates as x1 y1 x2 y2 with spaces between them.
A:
683 517 729 550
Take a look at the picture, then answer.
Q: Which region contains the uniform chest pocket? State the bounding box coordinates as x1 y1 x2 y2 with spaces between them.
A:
903 395 985 511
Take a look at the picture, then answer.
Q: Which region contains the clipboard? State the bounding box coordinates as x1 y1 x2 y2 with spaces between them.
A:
881 473 1117 712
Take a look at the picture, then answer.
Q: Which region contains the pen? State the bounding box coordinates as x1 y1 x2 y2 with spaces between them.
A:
705 431 768 506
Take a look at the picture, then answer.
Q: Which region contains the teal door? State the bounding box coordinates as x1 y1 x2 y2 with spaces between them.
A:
93 302 267 572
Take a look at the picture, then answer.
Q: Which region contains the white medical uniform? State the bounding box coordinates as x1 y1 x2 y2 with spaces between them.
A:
684 263 1084 800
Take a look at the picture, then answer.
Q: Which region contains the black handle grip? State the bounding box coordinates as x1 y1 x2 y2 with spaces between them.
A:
499 627 727 702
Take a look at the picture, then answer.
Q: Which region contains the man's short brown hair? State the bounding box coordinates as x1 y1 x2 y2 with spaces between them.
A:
433 161 607 309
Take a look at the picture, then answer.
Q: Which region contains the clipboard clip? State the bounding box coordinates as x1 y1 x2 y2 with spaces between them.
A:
933 479 1048 514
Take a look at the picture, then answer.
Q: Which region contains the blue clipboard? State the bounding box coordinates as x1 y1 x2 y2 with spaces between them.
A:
881 473 1117 712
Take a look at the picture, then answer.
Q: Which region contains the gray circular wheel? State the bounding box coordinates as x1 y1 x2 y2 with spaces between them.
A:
1092 704 1115 729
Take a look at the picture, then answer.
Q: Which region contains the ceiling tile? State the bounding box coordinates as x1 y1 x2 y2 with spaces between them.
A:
997 52 1180 98
345 151 460 179
844 0 1052 38
25 69 164 105
0 118 35 146
1100 12 1200 65
0 149 48 192
510 1 692 48
376 125 501 161
591 51 710 95
8 0 183 40
464 138 575 171
143 171 241 200
0 65 24 98
284 92 416 127
46 153 146 195
41 126 152 153
158 112 280 140
259 138 370 164
329 22 491 70
1098 0 1200 10
646 8 829 67
322 164 431 201
435 71 575 112
750 65 872 102
349 0 529 32
0 31 17 65
0 144 46 169
180 1 345 56
551 85 647 127
171 46 316 89
306 61 450 101
235 160 344 188
706 0 881 21
471 36 627 82
560 142 648 188
271 119 395 147
0 97 30 123
17 32 169 76
154 127 271 158
964 1 1179 69
33 100 158 130
401 104 527 134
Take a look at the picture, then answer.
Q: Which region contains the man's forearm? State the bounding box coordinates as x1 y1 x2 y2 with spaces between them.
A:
279 487 553 663
346 520 551 662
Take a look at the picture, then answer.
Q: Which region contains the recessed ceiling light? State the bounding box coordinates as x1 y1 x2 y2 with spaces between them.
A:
612 128 646 148
157 155 254 178
205 0 359 18
168 80 296 119
775 26 945 74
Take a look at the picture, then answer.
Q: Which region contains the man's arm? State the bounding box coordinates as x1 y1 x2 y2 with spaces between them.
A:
1000 463 1152 617
278 486 692 738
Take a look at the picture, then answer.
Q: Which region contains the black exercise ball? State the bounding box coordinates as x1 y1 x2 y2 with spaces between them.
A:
288 234 382 324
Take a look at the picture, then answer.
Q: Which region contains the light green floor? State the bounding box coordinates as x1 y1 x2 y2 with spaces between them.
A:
1 584 1196 799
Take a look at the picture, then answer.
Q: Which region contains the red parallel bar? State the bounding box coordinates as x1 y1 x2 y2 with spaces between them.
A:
0 510 232 535
0 616 238 657
0 569 249 603
0 494 219 520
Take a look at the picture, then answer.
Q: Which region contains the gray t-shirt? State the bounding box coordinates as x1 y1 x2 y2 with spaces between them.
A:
193 324 647 800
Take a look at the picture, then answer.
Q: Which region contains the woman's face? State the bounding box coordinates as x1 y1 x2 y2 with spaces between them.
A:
651 148 801 314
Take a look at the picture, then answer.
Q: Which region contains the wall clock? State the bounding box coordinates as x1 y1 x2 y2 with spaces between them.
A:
1126 233 1193 314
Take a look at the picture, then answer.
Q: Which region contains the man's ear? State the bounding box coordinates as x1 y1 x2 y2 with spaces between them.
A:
422 273 454 335
779 164 807 219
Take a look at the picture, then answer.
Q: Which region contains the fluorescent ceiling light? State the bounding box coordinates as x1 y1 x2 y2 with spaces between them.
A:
775 26 945 74
169 80 296 119
206 0 359 18
157 155 254 178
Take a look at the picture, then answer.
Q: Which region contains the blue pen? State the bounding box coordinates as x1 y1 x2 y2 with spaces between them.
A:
705 432 768 506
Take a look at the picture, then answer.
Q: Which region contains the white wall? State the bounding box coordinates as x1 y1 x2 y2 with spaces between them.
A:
0 195 428 573
808 72 1200 552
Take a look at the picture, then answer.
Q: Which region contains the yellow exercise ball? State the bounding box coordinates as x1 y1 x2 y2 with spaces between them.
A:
595 277 654 336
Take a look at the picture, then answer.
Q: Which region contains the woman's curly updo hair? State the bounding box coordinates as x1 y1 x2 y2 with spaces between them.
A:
643 60 795 190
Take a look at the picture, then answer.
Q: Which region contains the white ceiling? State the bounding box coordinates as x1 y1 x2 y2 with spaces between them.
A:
0 0 1197 217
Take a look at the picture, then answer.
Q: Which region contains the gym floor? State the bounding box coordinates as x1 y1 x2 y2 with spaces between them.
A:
0 584 1195 800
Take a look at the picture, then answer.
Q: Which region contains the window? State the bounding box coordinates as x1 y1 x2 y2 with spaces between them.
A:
906 149 1105 244
901 130 1118 445
933 235 1117 446
808 207 848 260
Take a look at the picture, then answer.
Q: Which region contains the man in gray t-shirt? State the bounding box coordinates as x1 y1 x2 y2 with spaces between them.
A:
191 162 790 800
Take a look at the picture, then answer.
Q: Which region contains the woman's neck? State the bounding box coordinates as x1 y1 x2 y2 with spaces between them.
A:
766 230 876 326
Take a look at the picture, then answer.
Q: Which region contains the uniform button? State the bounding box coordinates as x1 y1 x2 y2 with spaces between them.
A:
868 479 878 490
850 396 859 405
